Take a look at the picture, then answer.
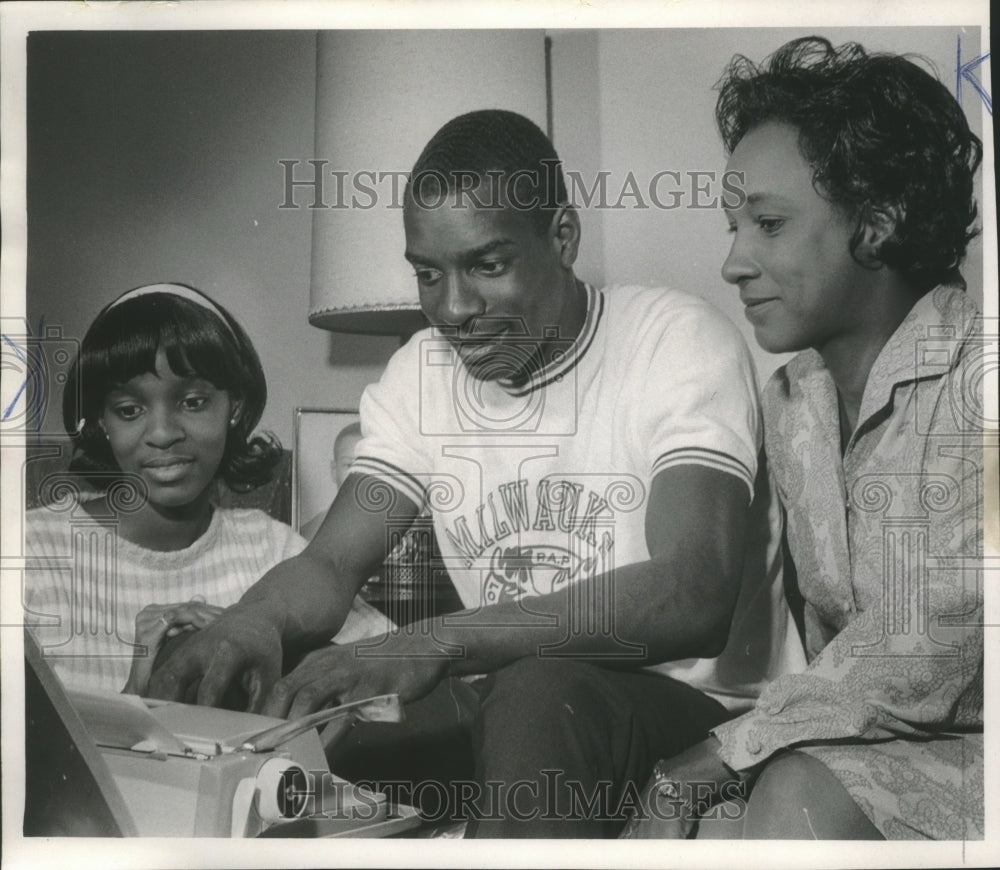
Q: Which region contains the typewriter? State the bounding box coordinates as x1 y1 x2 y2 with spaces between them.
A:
24 631 420 838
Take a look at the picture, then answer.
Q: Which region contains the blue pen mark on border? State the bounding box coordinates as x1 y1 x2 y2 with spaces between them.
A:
956 35 992 116
2 333 30 421
2 315 47 430
32 314 47 429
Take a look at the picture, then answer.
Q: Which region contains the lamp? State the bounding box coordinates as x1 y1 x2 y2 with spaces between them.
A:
308 30 548 335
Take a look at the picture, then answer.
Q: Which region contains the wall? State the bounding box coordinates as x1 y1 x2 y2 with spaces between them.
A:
549 30 607 287
550 27 986 383
26 30 398 446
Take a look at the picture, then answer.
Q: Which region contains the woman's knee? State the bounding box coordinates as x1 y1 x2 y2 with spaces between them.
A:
744 752 825 837
752 751 818 801
743 751 882 839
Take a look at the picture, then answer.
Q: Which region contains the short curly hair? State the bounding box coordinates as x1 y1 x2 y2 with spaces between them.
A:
63 285 282 492
715 36 982 292
405 109 568 234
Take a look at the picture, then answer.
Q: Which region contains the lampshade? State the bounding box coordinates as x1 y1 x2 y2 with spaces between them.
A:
309 30 548 335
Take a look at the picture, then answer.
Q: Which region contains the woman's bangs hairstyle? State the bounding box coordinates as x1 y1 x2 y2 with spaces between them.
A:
715 36 983 292
63 288 281 490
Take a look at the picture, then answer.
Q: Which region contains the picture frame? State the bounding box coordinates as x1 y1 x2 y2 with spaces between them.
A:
291 407 360 538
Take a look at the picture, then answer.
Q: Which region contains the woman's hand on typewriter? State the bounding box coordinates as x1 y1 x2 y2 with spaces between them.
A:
124 599 224 696
261 630 451 720
146 600 285 712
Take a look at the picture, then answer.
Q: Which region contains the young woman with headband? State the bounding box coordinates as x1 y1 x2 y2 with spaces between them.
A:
25 283 386 697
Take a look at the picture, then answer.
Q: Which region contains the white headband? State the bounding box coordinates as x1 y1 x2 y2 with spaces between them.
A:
78 284 240 434
106 283 237 339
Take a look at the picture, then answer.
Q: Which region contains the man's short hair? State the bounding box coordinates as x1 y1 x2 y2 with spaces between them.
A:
405 109 568 234
715 36 983 292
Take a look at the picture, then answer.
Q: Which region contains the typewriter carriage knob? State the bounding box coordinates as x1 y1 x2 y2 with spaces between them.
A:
255 757 310 822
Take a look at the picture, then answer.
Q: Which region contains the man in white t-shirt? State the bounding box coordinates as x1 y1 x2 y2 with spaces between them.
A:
150 109 801 836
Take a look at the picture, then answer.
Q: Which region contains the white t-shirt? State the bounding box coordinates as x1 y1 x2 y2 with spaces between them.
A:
353 284 804 709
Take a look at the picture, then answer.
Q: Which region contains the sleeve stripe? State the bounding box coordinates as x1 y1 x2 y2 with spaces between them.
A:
652 448 754 493
350 456 427 507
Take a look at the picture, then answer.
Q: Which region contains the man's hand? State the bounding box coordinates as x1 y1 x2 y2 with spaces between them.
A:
146 602 284 711
262 629 452 720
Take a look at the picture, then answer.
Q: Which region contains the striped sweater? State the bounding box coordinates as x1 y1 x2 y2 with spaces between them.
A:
24 498 388 694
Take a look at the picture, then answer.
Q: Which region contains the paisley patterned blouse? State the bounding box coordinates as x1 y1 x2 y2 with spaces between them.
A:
712 285 985 839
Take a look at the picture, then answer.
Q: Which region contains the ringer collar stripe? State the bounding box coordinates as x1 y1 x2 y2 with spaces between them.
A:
504 284 604 397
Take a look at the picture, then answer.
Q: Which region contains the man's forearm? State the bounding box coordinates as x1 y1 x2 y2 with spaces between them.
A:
237 551 366 648
418 554 737 677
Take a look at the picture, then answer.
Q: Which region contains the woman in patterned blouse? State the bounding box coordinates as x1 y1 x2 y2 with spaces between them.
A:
625 36 984 840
